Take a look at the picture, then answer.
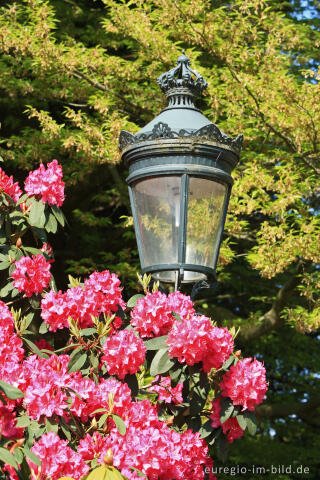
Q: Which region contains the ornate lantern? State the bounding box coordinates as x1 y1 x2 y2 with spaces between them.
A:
119 53 242 288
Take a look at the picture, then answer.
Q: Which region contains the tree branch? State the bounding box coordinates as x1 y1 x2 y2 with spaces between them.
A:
256 394 320 427
238 261 304 343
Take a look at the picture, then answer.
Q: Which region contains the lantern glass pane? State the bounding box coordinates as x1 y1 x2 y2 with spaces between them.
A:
131 176 180 281
185 177 228 280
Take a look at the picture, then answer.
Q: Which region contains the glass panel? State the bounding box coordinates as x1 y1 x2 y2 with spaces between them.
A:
185 177 228 279
131 176 181 282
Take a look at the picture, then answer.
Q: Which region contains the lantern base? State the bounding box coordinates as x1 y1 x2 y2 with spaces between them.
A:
141 264 216 285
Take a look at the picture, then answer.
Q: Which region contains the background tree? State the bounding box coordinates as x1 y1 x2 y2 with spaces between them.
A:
0 0 320 478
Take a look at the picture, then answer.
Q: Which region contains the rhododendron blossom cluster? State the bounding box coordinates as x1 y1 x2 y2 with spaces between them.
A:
41 269 125 331
12 254 51 297
24 159 65 206
167 314 234 372
0 167 22 202
28 431 89 480
80 399 216 480
101 328 146 379
130 290 195 337
220 357 268 411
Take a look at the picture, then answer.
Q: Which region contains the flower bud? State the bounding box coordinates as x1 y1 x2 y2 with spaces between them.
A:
103 448 113 466
16 237 22 248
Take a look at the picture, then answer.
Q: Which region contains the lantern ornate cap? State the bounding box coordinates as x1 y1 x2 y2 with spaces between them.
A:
157 52 207 100
119 53 243 156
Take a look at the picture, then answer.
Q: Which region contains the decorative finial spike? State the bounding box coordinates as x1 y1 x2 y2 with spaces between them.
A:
157 54 207 99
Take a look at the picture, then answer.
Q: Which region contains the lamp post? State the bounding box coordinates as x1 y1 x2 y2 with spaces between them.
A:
119 53 242 290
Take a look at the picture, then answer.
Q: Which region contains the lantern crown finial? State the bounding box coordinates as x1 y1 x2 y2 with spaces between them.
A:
157 53 207 104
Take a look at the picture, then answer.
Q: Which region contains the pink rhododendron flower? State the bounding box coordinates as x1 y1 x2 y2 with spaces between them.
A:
86 378 133 419
167 315 234 371
84 270 126 313
12 254 51 297
202 327 234 372
166 314 213 365
78 432 108 461
18 354 72 420
0 167 22 202
0 301 24 385
220 357 268 411
101 329 146 379
95 398 216 480
130 291 175 337
28 431 89 480
24 159 65 206
210 398 243 443
40 289 70 331
130 291 195 338
41 269 125 331
0 406 24 438
167 291 195 319
149 375 183 404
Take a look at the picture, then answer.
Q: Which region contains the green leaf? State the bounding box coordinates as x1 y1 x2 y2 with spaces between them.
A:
29 199 46 228
22 247 41 256
0 380 24 399
24 445 41 466
144 335 168 350
16 415 31 428
98 413 109 428
45 212 57 233
245 411 257 435
199 419 215 439
0 447 18 467
150 348 174 376
23 338 49 358
169 363 185 383
236 413 247 431
0 261 10 270
112 414 126 435
51 205 66 227
0 282 14 297
219 397 234 423
39 321 49 334
221 356 235 371
68 352 87 372
127 294 144 308
81 328 97 336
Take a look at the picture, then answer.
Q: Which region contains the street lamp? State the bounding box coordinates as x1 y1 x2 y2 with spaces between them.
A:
119 53 242 289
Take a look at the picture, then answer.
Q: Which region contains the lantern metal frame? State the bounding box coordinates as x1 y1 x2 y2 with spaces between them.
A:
119 53 242 288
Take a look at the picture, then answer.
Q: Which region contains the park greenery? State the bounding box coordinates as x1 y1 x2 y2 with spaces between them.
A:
0 0 320 479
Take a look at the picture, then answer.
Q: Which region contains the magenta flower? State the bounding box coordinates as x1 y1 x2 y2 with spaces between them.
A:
0 167 22 202
24 159 65 206
220 357 268 411
12 254 51 297
101 329 146 379
28 431 89 480
41 269 125 331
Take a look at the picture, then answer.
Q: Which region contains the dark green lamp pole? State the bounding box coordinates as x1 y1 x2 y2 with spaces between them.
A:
119 53 242 290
